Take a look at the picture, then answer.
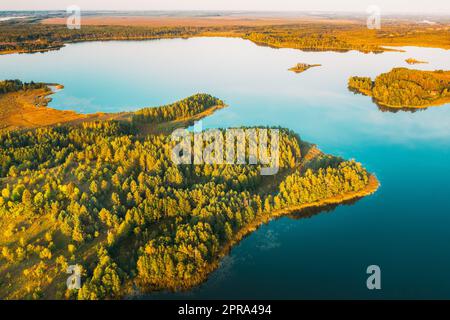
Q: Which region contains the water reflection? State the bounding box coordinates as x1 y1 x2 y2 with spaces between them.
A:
1 37 450 298
347 88 431 113
376 105 429 113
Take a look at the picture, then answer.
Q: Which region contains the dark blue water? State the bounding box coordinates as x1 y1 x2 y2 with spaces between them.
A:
1 38 449 299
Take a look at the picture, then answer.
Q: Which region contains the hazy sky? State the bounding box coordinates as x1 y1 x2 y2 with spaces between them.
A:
1 0 449 14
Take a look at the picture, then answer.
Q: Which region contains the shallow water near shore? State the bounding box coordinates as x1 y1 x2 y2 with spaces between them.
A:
1 37 450 299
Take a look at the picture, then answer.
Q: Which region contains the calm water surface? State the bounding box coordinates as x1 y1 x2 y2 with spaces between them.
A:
1 38 450 299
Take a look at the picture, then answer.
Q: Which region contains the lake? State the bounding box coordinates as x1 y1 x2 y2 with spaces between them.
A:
1 37 450 299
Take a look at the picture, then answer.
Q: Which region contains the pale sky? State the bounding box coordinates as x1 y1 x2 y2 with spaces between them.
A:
1 0 449 14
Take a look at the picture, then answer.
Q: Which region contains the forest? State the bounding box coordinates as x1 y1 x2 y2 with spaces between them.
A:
0 89 377 299
348 68 450 108
0 80 49 94
1 18 449 55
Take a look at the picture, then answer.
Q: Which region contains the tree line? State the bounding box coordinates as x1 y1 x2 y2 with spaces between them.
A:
0 93 372 299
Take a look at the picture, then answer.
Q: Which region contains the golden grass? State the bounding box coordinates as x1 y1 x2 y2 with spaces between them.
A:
0 89 129 132
39 17 450 51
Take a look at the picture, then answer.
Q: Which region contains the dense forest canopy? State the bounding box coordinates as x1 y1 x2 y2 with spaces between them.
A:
348 68 450 108
0 90 376 299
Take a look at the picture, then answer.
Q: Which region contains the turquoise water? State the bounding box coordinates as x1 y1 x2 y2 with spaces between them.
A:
1 38 450 299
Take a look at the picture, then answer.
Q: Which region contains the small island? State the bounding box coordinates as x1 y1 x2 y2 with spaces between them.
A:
348 68 450 109
0 81 378 300
405 58 428 65
289 63 322 74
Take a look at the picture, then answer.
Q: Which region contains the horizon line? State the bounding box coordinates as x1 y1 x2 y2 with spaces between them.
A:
1 9 449 16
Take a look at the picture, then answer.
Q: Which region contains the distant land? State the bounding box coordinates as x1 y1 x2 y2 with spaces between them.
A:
1 11 450 55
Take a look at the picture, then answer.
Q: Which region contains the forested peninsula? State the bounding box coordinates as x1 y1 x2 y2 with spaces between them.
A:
0 83 379 299
348 68 450 109
1 17 450 55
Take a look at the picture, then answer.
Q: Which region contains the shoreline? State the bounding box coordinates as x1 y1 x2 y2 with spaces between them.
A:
132 174 380 297
3 28 450 58
350 86 450 109
0 84 229 132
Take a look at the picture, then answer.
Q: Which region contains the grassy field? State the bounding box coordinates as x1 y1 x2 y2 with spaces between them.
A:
1 16 450 55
